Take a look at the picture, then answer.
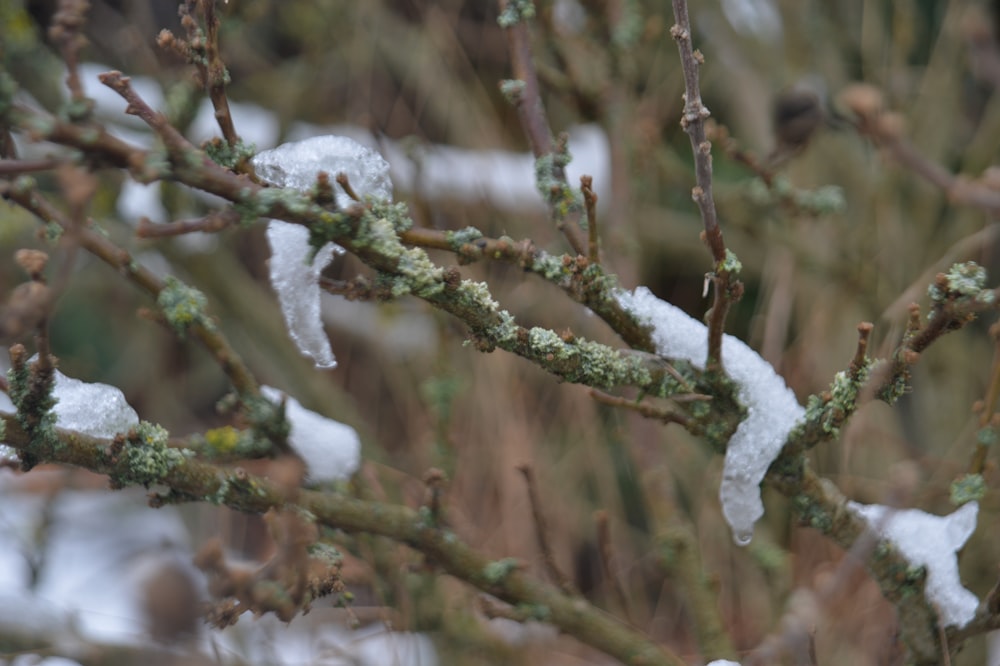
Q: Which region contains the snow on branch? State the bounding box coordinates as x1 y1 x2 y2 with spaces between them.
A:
260 386 360 483
616 287 804 544
252 136 394 369
849 500 979 628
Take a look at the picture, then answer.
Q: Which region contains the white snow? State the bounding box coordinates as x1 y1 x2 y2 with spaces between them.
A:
252 135 393 208
616 286 805 545
848 500 980 628
260 386 360 483
1 366 138 458
706 661 742 666
252 136 393 370
48 369 140 438
721 0 782 40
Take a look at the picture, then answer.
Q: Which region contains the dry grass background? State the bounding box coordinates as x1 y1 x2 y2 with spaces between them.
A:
5 0 1000 663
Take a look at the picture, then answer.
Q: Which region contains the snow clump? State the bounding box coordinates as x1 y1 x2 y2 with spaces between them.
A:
252 136 393 369
849 500 980 628
616 286 805 545
261 385 360 483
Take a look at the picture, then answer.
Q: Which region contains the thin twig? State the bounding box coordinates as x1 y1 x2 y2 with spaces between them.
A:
589 389 694 426
517 464 576 594
2 179 260 397
497 0 588 256
969 324 1000 474
199 0 240 147
842 83 1000 215
335 172 361 202
136 208 240 238
581 175 600 265
0 158 62 175
669 0 742 370
850 322 874 378
48 0 91 108
594 510 632 623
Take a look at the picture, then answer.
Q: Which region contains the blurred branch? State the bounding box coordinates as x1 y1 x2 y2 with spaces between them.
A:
497 0 589 256
841 83 1000 215
0 410 688 666
1 178 260 397
518 464 575 594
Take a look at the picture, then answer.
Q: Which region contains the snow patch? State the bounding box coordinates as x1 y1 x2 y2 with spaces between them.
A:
616 287 805 544
48 369 140 438
849 500 980 628
252 135 392 208
252 136 393 369
261 386 360 483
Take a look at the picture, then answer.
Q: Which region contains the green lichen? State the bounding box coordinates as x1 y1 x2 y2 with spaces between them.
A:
798 360 872 439
496 0 535 27
745 177 845 216
157 276 212 337
718 248 742 274
526 328 653 388
416 504 436 529
483 557 520 584
534 150 580 214
611 0 642 49
977 425 998 447
43 222 63 243
354 214 403 257
796 185 846 215
396 247 445 298
950 474 986 506
532 253 570 282
445 226 484 251
528 327 563 355
204 137 256 170
307 541 343 566
136 148 172 183
203 426 240 455
572 339 652 388
59 97 95 124
120 421 185 487
6 355 58 462
929 262 988 303
499 79 526 104
367 199 412 233
0 70 18 120
516 603 551 622
242 392 291 447
792 493 833 533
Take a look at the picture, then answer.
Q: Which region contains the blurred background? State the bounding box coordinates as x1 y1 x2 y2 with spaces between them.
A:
3 0 1000 664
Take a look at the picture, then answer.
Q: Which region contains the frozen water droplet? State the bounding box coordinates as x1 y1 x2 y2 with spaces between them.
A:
733 529 753 546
